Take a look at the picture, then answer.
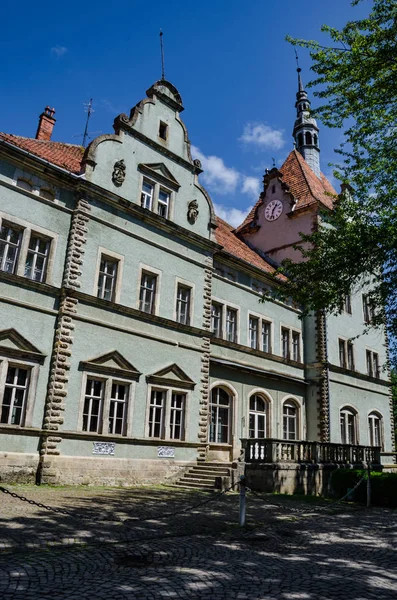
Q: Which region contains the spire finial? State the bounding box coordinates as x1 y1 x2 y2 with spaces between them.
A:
160 29 165 81
295 48 304 92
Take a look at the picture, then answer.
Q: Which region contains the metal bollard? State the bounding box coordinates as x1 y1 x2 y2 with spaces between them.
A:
239 475 246 527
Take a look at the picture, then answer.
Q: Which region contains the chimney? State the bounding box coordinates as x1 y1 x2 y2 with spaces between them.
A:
35 106 56 141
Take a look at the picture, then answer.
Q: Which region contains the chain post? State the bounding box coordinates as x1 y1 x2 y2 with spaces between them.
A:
239 475 246 527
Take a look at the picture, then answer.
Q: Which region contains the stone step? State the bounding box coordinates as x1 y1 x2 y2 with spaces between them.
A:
187 473 224 481
173 481 215 490
197 461 233 467
191 467 230 476
180 476 216 485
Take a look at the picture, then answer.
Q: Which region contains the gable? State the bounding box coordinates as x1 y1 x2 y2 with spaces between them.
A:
138 163 180 190
146 363 195 390
79 351 141 380
0 329 46 363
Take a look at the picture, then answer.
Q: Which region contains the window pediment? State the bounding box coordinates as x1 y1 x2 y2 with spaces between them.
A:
138 163 180 190
0 329 45 363
146 363 195 390
79 350 141 381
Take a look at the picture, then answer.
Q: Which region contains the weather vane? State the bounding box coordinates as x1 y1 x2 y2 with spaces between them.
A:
294 48 301 72
160 29 165 80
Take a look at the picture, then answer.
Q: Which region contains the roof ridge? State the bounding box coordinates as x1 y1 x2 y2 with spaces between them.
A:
291 149 314 203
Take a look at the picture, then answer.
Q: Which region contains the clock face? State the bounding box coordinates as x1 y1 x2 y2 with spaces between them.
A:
264 199 283 221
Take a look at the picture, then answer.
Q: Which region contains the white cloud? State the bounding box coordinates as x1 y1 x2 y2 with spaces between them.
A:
242 176 261 198
192 145 240 194
240 122 285 150
51 45 68 58
214 203 253 228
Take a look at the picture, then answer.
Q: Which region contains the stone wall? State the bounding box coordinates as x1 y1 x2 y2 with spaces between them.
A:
245 462 336 496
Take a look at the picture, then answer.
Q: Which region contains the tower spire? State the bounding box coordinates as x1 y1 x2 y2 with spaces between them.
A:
292 63 321 178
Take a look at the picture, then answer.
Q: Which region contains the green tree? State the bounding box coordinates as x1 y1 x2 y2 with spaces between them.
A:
277 0 397 358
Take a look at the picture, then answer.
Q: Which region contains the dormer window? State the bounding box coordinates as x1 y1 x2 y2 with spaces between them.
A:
157 189 170 218
159 121 168 141
17 179 33 192
141 180 154 210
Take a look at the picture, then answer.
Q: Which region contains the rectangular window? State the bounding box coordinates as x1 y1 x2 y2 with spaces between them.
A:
211 303 223 338
226 308 237 343
362 294 375 324
261 321 271 353
139 271 157 314
157 190 170 218
292 331 301 362
159 121 168 140
83 378 104 433
108 382 128 435
169 392 186 440
148 389 165 438
24 235 50 283
0 366 29 425
249 317 259 349
282 328 290 359
339 339 347 369
141 180 154 210
176 284 191 325
367 350 379 378
347 342 355 371
97 256 118 301
0 223 22 274
344 294 352 314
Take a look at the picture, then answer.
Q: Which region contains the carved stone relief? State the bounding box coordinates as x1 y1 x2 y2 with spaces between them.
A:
112 159 126 186
187 199 199 225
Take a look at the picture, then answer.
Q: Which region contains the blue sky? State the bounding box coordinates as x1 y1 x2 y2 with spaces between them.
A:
1 0 369 226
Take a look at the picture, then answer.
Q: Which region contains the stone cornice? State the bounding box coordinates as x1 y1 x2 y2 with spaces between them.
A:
0 270 60 295
328 363 390 387
211 338 305 370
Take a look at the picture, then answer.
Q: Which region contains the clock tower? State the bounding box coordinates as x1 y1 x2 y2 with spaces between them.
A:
235 68 336 265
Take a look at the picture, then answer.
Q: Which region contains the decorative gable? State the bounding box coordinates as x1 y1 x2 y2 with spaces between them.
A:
79 351 141 380
146 363 195 390
0 329 46 363
138 163 180 190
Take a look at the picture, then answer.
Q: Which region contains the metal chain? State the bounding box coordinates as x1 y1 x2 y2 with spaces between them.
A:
246 472 368 514
0 481 238 524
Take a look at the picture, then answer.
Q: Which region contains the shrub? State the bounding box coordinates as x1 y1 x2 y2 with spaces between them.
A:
331 469 397 508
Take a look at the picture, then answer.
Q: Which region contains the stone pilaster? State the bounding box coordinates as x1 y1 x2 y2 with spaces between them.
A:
197 255 213 461
316 310 330 442
384 331 396 457
38 195 91 483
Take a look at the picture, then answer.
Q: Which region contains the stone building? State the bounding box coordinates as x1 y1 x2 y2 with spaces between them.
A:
0 73 393 487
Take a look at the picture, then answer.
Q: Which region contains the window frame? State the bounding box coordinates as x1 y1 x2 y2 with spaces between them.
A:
138 264 162 316
362 294 375 324
78 371 134 437
146 385 187 441
94 248 124 304
248 311 273 354
366 349 380 378
139 175 173 220
340 406 358 445
0 211 57 284
14 169 58 203
282 398 300 441
248 392 271 439
338 338 354 371
175 279 194 326
368 411 383 449
208 385 233 445
25 233 51 283
211 299 240 342
158 120 168 141
0 357 40 428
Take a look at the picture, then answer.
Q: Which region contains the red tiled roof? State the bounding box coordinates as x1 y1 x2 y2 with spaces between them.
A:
215 216 286 280
236 149 337 233
0 133 84 174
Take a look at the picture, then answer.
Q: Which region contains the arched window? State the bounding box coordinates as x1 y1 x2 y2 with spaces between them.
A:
305 132 312 145
368 412 383 448
283 400 298 440
249 394 269 438
298 133 303 147
209 387 232 444
340 407 357 445
313 134 318 147
39 188 55 201
17 178 33 192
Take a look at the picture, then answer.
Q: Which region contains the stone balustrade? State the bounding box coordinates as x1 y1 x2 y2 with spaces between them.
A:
242 438 381 465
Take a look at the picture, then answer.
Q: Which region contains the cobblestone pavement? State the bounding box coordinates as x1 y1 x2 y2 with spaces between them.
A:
0 485 396 599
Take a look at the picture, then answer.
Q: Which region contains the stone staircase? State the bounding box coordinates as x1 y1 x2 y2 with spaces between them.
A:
172 462 233 491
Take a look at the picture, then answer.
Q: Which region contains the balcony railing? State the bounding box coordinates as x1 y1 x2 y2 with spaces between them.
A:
242 438 381 465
